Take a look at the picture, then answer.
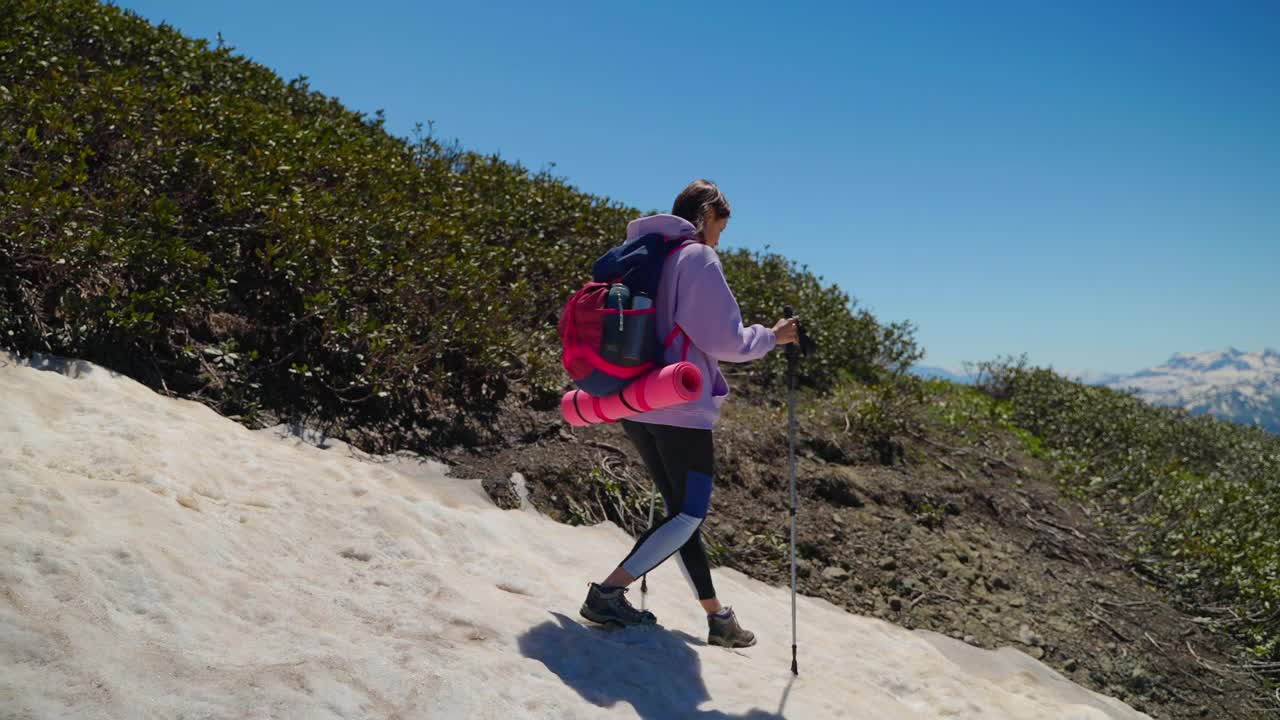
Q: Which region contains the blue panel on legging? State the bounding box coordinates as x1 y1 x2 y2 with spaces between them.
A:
681 470 713 518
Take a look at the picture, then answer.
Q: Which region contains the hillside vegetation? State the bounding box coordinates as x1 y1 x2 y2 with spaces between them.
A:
0 0 918 449
983 357 1280 665
797 356 1278 673
1 0 1275 710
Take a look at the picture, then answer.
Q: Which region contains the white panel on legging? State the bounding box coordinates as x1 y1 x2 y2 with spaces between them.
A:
621 513 701 579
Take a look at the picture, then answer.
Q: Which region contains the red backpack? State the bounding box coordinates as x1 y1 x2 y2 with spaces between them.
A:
559 232 697 398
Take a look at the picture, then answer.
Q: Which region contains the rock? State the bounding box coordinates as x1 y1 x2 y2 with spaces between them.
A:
889 597 903 612
822 566 849 581
1064 658 1079 672
814 475 865 507
1007 595 1026 608
481 476 521 510
871 435 904 466
1018 624 1043 647
1028 646 1045 660
963 635 976 645
1096 654 1115 675
879 557 898 571
1047 618 1074 636
1129 666 1153 693
990 575 1011 591
798 540 832 563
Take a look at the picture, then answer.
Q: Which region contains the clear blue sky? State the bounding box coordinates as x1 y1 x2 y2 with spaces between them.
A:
114 0 1279 374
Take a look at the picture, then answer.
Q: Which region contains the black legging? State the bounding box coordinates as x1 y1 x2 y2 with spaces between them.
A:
619 419 717 600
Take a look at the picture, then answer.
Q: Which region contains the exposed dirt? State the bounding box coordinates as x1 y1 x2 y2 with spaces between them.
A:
444 391 1274 719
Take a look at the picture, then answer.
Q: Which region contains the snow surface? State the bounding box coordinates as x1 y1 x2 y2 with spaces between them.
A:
1 355 1151 719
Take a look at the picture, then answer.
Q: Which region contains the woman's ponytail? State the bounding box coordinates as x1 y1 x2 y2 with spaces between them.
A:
671 179 731 237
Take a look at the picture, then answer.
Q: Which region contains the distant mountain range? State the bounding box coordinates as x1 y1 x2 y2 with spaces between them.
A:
911 348 1280 434
909 365 974 384
1096 348 1280 434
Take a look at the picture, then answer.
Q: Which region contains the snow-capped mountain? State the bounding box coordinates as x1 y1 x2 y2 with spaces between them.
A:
1058 369 1125 386
909 365 974 384
1099 348 1280 434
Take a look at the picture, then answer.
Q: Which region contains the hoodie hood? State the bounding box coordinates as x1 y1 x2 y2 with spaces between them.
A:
626 214 697 241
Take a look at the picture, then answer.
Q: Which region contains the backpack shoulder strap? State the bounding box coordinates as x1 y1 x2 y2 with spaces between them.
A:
663 324 693 362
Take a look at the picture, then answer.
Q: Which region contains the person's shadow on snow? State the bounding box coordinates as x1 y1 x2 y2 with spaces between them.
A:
518 613 786 719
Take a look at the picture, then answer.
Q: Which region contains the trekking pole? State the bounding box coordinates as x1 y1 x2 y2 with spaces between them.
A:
785 305 800 676
640 488 657 606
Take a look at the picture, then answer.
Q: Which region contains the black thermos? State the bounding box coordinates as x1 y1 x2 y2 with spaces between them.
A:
621 292 654 363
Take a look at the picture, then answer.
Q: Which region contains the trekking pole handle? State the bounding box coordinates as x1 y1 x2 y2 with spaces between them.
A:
783 305 799 365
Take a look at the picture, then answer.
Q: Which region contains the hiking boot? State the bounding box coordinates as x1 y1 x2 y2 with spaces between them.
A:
708 607 756 648
580 583 658 627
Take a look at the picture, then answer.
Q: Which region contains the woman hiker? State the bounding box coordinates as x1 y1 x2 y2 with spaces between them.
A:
579 179 800 648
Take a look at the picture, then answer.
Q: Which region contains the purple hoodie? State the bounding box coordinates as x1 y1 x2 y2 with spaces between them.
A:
622 214 778 430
